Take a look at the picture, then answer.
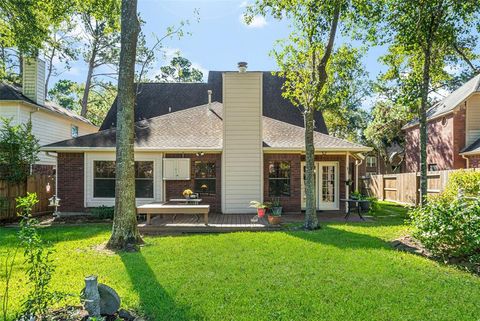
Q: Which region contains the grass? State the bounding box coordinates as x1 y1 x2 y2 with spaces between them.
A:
1 202 479 321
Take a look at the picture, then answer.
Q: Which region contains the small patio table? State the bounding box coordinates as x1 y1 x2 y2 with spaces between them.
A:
340 199 369 221
169 198 203 205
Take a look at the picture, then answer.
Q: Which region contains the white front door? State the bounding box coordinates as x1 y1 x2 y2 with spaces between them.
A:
318 162 339 210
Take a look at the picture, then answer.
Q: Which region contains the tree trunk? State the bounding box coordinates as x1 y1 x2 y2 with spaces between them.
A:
419 45 431 206
106 0 142 250
304 108 318 229
81 46 97 117
44 47 55 98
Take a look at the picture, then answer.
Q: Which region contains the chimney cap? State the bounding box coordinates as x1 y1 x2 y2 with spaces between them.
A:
237 61 248 72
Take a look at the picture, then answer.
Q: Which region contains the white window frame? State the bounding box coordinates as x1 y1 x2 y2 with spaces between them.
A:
71 125 79 138
84 152 163 208
366 156 377 168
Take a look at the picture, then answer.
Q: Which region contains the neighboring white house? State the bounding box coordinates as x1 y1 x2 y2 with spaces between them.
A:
0 58 98 172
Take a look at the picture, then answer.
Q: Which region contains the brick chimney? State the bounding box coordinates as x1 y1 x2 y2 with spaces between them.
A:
22 57 46 106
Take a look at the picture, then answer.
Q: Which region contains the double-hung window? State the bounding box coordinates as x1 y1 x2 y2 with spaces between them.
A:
366 156 377 168
93 161 154 198
268 161 291 196
194 161 216 195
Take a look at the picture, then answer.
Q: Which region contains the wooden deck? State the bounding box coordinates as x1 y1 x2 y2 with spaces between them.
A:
138 211 370 234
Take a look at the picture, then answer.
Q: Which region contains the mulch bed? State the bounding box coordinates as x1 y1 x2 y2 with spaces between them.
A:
391 235 479 275
35 306 145 321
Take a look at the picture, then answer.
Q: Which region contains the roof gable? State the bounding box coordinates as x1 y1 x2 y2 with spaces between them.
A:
99 71 328 134
0 82 95 126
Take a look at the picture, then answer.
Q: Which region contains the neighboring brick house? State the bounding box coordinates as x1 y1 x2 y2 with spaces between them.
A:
403 74 480 171
0 58 98 175
42 64 371 214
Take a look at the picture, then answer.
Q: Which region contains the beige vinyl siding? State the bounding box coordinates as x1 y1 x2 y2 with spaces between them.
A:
0 102 21 124
22 58 45 105
466 94 480 146
222 72 263 214
18 104 98 165
84 152 163 207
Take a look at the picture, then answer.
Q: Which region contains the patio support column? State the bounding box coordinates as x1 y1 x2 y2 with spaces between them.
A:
346 153 350 213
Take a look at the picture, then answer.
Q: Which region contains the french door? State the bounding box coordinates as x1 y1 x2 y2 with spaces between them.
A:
301 161 339 210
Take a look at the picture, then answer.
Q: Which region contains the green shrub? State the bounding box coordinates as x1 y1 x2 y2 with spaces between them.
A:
90 206 114 219
441 170 480 201
409 196 480 262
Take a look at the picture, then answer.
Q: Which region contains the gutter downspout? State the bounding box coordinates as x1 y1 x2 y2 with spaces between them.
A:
462 154 470 168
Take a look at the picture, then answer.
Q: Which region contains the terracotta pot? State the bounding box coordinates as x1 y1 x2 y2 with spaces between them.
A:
257 208 266 218
268 215 281 225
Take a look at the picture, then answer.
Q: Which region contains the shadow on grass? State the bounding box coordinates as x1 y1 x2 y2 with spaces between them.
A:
120 251 199 321
286 225 392 251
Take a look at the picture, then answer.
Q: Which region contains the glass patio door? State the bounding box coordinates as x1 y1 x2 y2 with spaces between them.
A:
318 162 339 210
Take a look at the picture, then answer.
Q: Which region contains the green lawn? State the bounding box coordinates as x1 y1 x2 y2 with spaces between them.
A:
1 203 479 321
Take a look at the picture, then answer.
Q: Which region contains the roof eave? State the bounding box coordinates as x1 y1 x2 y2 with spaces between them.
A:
40 146 223 153
263 146 372 153
459 150 480 156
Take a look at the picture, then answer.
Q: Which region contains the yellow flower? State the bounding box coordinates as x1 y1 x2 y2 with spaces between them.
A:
182 189 193 196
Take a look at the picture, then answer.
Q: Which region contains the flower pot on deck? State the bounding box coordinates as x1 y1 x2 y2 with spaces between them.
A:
267 215 281 225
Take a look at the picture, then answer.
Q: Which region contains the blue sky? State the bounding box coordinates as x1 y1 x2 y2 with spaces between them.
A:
53 0 389 105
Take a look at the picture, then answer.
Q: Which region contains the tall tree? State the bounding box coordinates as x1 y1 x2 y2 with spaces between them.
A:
155 53 204 83
77 0 121 117
43 22 79 95
246 0 377 229
380 0 479 205
106 0 142 250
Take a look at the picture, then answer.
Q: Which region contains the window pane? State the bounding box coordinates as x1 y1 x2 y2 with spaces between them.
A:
135 161 153 178
194 161 216 178
94 179 115 198
194 178 216 194
269 179 290 196
94 161 116 178
93 160 154 198
269 161 290 178
135 180 154 198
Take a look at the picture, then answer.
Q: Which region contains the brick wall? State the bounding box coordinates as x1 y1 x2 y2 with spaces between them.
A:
468 155 480 168
164 153 221 213
405 114 455 172
263 154 301 213
453 105 467 168
404 106 468 172
57 153 85 212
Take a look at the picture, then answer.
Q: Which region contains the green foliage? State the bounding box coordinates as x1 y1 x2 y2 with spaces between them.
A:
249 201 271 209
156 53 204 83
0 118 39 184
0 0 75 55
48 79 117 126
1 246 18 321
409 195 480 263
90 206 115 219
441 170 480 201
17 193 62 319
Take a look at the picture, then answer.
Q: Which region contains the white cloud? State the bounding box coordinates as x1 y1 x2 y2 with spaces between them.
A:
239 14 267 28
239 1 249 8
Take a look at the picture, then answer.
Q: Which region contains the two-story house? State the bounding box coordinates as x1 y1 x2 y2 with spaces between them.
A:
0 58 98 174
403 74 480 171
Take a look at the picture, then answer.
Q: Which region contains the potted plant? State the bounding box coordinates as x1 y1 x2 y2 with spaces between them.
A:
182 188 193 199
249 201 271 218
268 197 282 224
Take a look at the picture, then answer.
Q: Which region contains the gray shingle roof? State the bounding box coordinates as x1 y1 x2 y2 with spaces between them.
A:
461 137 480 155
0 82 95 126
99 71 329 134
42 102 370 152
404 74 480 129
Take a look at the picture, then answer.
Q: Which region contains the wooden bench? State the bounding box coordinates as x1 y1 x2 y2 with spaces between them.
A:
137 202 210 225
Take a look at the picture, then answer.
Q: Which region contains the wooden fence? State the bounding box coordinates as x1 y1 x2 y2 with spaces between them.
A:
365 168 480 206
0 174 55 221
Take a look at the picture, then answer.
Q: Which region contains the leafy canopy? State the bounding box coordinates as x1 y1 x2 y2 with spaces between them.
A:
0 118 39 183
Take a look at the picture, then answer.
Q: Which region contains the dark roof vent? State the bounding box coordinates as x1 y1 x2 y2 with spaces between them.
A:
238 61 248 73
